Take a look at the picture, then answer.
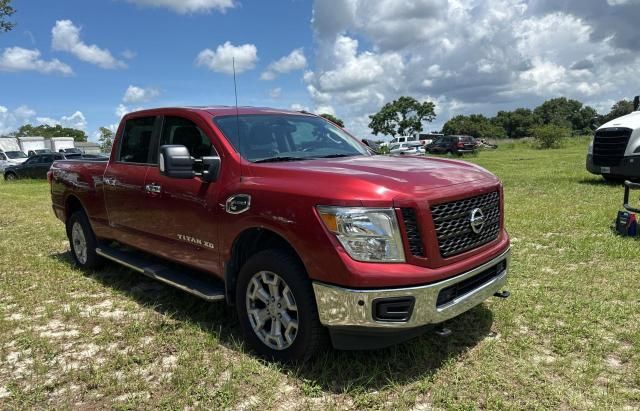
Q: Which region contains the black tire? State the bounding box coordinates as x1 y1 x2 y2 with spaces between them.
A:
236 249 326 362
66 210 102 269
4 172 17 181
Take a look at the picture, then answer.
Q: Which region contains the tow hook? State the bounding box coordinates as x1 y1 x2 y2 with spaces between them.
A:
434 325 452 337
493 290 510 299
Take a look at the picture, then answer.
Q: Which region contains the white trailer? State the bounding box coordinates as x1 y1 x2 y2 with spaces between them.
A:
0 137 28 172
46 137 76 153
18 136 48 156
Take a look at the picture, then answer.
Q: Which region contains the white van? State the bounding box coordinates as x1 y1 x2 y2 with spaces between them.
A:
0 137 28 172
18 136 49 156
45 137 76 153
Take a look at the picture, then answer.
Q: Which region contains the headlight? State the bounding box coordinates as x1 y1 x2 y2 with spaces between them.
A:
317 206 405 262
588 140 594 155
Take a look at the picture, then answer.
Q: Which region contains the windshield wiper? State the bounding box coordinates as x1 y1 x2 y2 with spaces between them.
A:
253 156 309 163
312 153 356 159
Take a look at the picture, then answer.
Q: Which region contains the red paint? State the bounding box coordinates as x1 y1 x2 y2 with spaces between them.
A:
50 107 509 289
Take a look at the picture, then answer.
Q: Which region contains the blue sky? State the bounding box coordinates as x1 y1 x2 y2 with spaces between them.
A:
0 0 315 139
2 0 640 140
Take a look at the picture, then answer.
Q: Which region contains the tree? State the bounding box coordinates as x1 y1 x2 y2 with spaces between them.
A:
492 108 538 138
0 0 16 32
533 97 597 133
599 99 635 125
368 96 436 137
319 113 344 127
442 114 506 139
533 124 570 149
13 124 87 142
97 127 114 153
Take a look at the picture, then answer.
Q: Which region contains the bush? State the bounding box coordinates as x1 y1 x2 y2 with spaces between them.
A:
533 125 571 149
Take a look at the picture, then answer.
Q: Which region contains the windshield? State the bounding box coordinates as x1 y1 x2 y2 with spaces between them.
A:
5 151 27 159
213 114 369 162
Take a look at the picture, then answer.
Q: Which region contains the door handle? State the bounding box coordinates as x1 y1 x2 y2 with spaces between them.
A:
103 177 117 186
145 183 162 194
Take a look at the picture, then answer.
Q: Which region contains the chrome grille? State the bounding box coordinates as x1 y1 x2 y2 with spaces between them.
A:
431 191 500 257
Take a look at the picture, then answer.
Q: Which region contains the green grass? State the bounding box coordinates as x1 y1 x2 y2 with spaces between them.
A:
1 138 639 409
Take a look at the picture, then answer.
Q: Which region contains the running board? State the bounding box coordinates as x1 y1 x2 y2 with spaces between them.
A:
96 245 225 302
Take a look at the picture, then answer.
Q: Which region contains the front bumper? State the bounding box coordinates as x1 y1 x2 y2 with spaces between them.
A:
586 154 640 178
312 247 510 329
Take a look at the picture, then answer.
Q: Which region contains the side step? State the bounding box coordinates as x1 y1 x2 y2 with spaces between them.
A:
96 245 225 302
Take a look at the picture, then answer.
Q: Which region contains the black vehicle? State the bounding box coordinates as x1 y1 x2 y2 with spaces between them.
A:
27 149 53 157
426 135 477 155
60 147 82 154
4 152 104 180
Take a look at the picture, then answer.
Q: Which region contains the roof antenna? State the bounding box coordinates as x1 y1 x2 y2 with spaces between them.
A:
233 57 242 181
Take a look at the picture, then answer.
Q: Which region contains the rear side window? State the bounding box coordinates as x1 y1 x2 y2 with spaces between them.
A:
159 116 214 160
119 116 156 163
39 154 54 163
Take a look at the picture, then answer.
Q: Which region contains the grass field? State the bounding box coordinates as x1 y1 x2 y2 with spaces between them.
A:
1 138 639 409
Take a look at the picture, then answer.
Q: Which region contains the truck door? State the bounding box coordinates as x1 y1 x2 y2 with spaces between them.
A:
20 155 40 178
32 154 55 178
104 115 159 246
141 114 222 274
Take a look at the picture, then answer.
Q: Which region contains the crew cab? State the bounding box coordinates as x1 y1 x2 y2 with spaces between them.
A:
49 107 510 361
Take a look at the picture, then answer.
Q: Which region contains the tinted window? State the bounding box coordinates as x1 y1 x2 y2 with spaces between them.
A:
119 116 156 163
25 156 39 164
39 154 54 163
0 153 6 160
159 116 214 160
214 114 368 162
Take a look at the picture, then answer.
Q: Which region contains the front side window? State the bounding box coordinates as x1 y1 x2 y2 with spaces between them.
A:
6 151 27 159
159 116 214 160
118 116 156 164
25 156 39 164
213 114 369 162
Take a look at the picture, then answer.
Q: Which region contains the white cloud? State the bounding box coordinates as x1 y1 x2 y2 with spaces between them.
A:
307 0 640 136
269 87 282 98
0 47 73 75
52 20 126 69
261 48 307 80
36 111 88 130
123 85 161 103
0 105 87 135
125 0 235 14
121 49 137 59
290 103 310 112
196 41 258 74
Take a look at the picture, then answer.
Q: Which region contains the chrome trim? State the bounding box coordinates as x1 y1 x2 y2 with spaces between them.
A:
312 247 510 328
225 194 251 214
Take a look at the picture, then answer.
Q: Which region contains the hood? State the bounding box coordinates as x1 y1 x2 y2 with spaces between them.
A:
598 111 640 131
247 155 497 202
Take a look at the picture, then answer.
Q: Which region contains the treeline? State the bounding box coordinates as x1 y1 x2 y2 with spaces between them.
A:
442 97 635 139
9 124 87 142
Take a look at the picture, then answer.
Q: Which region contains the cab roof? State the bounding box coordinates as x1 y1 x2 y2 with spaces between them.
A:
126 106 316 118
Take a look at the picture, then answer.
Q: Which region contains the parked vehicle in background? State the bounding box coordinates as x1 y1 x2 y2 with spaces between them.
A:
380 135 417 148
75 141 102 155
417 132 444 146
59 147 82 154
587 95 640 182
28 149 53 157
427 135 477 156
50 106 510 362
46 137 75 153
18 136 47 156
0 137 28 171
4 152 104 180
390 142 426 155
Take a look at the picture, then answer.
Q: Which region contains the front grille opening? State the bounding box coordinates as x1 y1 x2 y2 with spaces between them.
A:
436 260 506 307
401 208 425 257
373 297 415 322
593 127 632 167
431 191 501 257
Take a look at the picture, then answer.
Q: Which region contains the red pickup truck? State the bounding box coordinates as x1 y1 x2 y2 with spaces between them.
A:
49 106 510 361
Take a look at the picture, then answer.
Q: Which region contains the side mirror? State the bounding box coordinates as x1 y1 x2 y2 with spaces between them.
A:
634 96 639 111
159 145 195 179
201 156 221 182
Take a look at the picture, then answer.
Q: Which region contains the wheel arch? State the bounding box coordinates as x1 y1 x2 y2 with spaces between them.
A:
225 227 306 305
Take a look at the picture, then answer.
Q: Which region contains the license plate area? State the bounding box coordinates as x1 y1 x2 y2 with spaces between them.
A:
601 166 611 174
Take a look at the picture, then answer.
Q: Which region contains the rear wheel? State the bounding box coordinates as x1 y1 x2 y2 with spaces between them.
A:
66 211 102 269
4 172 17 181
236 249 326 362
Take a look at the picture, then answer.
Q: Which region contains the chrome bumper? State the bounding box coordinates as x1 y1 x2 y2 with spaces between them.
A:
312 248 510 328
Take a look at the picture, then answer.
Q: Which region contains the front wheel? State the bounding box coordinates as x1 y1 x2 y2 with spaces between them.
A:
4 172 17 181
236 249 326 362
66 211 102 269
